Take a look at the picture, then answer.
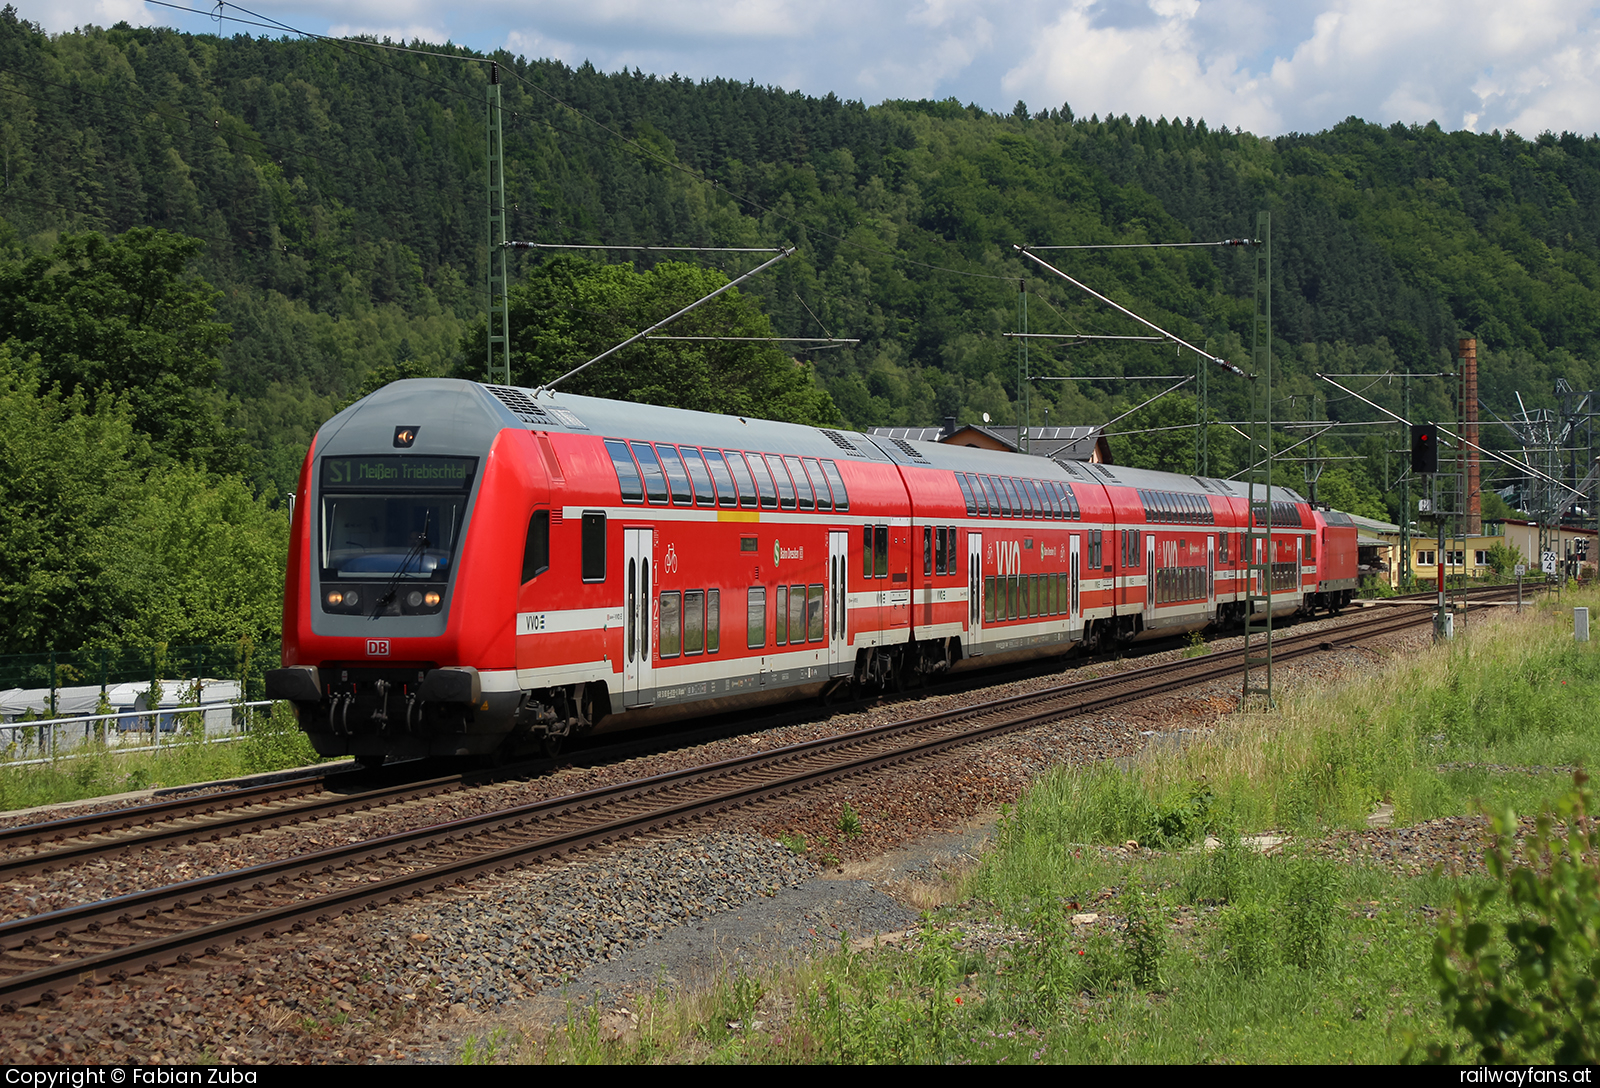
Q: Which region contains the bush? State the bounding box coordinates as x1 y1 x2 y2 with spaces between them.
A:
1416 772 1600 1063
1214 899 1273 977
1279 856 1342 971
240 701 319 773
1120 872 1167 990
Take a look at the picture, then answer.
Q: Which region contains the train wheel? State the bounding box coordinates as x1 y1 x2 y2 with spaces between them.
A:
542 733 565 759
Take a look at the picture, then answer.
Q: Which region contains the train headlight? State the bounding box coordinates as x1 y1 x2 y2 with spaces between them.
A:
322 587 360 613
406 590 424 609
424 591 441 607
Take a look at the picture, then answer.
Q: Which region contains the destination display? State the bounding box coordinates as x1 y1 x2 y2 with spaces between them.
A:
321 455 478 490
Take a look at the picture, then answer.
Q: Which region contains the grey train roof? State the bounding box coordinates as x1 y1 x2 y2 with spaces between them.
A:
320 380 1308 506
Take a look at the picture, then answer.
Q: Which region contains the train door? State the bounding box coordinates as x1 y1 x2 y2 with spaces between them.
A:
623 527 654 708
1069 534 1080 632
1296 536 1304 601
1208 535 1217 606
967 531 983 654
1145 534 1156 621
890 524 909 628
829 530 850 676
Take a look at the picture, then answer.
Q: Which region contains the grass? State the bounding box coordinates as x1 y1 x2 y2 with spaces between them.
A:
455 587 1600 1063
0 701 323 811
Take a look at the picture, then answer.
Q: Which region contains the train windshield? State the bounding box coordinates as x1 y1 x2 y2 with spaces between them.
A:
318 455 476 580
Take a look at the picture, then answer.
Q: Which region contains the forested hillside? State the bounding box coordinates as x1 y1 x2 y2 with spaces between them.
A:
3 8 1599 651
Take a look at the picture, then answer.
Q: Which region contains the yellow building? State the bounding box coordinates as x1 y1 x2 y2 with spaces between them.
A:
1409 520 1596 581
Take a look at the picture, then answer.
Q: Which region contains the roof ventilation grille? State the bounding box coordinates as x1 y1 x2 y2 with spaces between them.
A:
485 385 552 425
820 428 859 452
890 437 928 461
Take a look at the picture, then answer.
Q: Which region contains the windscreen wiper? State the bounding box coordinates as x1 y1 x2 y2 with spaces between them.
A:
371 512 431 619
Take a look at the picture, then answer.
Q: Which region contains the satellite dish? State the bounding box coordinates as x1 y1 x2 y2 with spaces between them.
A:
982 412 991 423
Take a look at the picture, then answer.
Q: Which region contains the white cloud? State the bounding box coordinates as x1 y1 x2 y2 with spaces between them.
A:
1001 0 1600 135
326 23 451 44
1000 0 1277 130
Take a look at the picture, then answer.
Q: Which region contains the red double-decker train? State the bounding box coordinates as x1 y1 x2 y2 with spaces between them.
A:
266 379 1359 763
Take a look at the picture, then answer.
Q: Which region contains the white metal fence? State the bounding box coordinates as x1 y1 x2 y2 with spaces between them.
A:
0 699 277 766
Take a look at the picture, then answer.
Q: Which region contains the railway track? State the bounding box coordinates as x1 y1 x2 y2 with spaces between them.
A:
0 586 1504 880
0 590 1499 1010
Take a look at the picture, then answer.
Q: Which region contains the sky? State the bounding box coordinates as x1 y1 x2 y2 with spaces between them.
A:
23 0 1600 138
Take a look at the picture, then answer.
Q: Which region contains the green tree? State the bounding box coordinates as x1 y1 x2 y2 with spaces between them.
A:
0 227 239 470
0 344 285 653
459 256 838 425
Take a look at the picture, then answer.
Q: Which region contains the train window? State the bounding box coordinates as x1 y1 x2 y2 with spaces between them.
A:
605 440 644 504
977 475 998 516
1043 481 1061 519
789 585 807 645
641 557 650 659
763 454 796 509
775 586 789 645
874 525 889 578
746 587 766 648
629 442 669 505
983 575 995 621
746 451 779 509
924 526 933 576
702 449 738 507
936 526 948 575
656 445 694 506
706 590 720 652
820 460 850 511
1066 483 1080 520
660 592 682 658
723 452 758 509
993 477 1012 517
1024 480 1043 519
684 591 705 654
627 560 636 661
808 585 825 641
862 526 873 577
521 510 550 583
802 458 832 512
785 456 815 511
956 473 977 516
581 512 606 583
680 448 716 506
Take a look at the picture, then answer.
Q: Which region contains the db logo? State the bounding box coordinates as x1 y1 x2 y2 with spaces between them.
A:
366 639 390 656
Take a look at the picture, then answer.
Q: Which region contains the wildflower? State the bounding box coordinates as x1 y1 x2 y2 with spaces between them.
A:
954 996 963 1005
